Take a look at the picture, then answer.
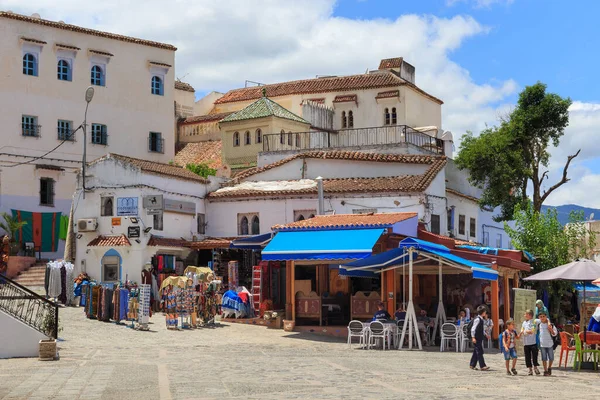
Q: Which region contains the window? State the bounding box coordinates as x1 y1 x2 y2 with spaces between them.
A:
148 132 164 153
153 213 164 231
430 214 440 235
294 210 316 222
458 214 465 235
102 256 119 282
91 65 105 86
91 124 108 145
244 131 251 145
23 53 37 76
496 233 503 248
101 197 114 216
348 111 354 128
57 59 71 81
341 111 347 128
384 108 390 125
239 216 249 235
22 115 39 137
297 215 305 221
40 178 54 206
57 120 74 141
151 76 163 95
483 232 490 246
287 131 292 146
233 131 240 147
447 208 454 233
197 213 206 234
469 218 476 238
295 133 300 147
391 107 397 125
280 129 285 144
251 215 260 235
255 129 262 144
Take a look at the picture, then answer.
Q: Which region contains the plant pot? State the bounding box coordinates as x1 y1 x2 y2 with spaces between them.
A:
39 339 57 361
283 319 295 332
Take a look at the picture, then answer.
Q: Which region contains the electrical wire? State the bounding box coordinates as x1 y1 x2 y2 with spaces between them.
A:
0 125 82 168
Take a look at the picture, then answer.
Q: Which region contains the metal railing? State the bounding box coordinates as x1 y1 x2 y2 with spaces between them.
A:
57 128 76 141
262 125 444 154
22 124 41 137
0 275 59 339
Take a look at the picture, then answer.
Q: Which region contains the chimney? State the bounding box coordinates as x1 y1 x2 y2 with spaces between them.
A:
378 57 415 84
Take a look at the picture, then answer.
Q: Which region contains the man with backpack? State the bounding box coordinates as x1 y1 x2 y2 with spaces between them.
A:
469 305 490 371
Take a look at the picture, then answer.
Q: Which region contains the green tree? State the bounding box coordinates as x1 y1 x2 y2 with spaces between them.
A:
505 203 596 317
0 212 27 241
455 82 578 221
185 163 217 178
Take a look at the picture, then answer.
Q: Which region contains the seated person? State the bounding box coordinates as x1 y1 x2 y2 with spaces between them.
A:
457 309 468 325
417 309 433 344
395 305 406 321
373 302 391 321
588 304 600 333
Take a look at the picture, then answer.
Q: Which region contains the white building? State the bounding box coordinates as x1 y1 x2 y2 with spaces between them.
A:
0 11 177 258
72 153 221 283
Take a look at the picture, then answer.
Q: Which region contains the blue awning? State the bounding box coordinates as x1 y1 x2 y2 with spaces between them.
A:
341 237 498 281
230 233 272 249
261 228 384 261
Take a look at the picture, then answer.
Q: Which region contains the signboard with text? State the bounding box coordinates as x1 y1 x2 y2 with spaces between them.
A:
164 198 196 215
128 226 141 238
512 288 536 355
143 195 163 209
117 197 138 216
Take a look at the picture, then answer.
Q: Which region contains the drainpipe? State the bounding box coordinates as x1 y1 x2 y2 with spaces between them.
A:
316 176 324 215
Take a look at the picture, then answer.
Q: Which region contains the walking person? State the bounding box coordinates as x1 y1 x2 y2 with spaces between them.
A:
521 309 540 375
537 311 558 376
502 319 520 375
469 305 490 371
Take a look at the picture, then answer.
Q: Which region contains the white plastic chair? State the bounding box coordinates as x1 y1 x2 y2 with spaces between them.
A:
347 320 366 348
460 324 471 352
368 321 388 350
440 323 459 352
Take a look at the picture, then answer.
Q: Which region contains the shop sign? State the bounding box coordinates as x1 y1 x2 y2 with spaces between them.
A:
117 197 138 216
164 199 195 215
128 226 140 238
143 195 163 209
146 209 162 216
112 217 121 226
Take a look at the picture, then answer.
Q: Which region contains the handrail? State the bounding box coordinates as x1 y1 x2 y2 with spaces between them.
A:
0 274 59 339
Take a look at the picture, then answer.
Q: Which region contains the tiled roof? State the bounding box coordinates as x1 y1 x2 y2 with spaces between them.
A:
379 57 403 69
174 141 224 169
89 49 114 57
418 229 473 247
188 237 236 249
175 80 195 92
180 112 233 125
333 94 357 103
21 36 47 44
147 236 190 248
149 61 172 68
215 70 445 104
220 96 309 125
234 151 447 181
446 188 479 202
208 175 430 199
87 235 131 247
1 12 177 50
306 98 325 104
376 90 399 99
55 43 80 50
35 164 65 171
90 153 209 183
272 212 418 231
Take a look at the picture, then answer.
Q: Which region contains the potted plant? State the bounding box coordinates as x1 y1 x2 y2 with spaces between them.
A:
0 212 27 256
39 313 58 361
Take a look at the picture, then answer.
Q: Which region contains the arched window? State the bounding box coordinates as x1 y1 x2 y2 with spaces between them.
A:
23 53 37 76
341 111 347 129
103 198 113 217
308 214 315 219
296 215 305 222
91 65 105 86
391 107 397 125
348 111 354 128
239 216 249 235
295 133 300 147
251 216 260 235
233 131 240 146
57 59 71 81
280 129 285 144
384 108 390 125
255 129 262 143
151 76 163 95
287 131 292 145
244 131 251 145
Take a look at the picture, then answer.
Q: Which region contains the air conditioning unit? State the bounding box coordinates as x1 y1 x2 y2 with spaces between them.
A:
77 218 97 232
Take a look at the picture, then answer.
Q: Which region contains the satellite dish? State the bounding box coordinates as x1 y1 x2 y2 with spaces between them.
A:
31 13 41 19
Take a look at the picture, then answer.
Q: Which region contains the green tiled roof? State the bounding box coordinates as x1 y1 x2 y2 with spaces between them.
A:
220 96 309 124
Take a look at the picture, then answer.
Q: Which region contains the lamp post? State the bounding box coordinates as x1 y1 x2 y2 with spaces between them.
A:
82 86 95 199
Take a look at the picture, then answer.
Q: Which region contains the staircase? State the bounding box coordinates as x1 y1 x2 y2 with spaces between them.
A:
13 262 47 287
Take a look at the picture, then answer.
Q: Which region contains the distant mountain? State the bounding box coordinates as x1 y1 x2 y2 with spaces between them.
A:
540 204 600 225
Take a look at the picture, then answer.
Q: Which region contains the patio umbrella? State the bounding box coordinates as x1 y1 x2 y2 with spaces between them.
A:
593 277 600 286
524 259 600 341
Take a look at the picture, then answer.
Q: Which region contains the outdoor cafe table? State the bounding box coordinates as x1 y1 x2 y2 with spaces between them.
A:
578 332 600 364
366 321 398 350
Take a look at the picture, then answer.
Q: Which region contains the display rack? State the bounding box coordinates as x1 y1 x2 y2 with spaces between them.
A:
138 284 151 331
252 265 262 312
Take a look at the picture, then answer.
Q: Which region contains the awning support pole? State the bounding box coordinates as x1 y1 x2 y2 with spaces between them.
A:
432 260 447 343
399 248 422 350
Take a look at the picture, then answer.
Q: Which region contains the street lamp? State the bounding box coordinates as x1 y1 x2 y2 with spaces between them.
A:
82 86 94 198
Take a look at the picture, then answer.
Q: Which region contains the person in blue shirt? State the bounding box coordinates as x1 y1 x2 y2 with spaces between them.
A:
394 304 406 321
373 302 391 321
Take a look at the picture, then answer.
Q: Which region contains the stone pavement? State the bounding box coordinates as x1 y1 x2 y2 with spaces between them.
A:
0 306 597 399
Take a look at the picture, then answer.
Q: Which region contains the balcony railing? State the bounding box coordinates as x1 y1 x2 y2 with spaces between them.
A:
148 137 165 154
57 128 76 141
22 124 41 138
262 125 444 154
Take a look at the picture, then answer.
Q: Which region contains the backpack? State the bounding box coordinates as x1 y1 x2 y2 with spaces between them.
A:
551 325 560 350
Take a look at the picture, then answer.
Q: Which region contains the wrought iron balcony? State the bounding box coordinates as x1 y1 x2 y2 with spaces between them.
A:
22 124 41 138
57 128 76 141
262 125 444 154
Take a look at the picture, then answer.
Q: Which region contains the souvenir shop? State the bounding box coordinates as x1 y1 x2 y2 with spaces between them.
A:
211 248 259 290
44 260 75 305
